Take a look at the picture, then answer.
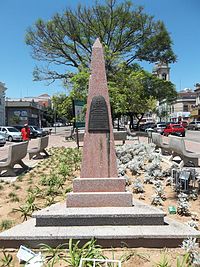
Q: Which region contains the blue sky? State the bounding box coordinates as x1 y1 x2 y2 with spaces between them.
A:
0 0 199 98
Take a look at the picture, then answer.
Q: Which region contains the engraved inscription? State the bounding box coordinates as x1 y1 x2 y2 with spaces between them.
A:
88 95 110 132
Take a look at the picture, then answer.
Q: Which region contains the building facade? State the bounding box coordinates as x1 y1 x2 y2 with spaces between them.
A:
169 89 196 122
152 62 170 81
5 99 45 127
22 94 51 108
0 82 7 125
152 62 171 122
190 83 200 120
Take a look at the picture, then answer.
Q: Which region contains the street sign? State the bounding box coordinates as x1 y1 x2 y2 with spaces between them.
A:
73 100 86 128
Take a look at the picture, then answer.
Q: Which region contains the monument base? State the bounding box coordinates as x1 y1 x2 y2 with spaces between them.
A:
73 177 126 192
66 192 133 207
0 201 199 248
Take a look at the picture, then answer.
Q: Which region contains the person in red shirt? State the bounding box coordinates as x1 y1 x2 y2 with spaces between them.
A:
21 124 31 141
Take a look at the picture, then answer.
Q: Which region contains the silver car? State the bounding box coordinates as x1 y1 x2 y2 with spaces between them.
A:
0 126 22 142
187 121 200 130
0 133 6 146
155 123 167 134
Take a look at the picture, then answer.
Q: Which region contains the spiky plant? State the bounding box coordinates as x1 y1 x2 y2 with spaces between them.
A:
132 178 144 193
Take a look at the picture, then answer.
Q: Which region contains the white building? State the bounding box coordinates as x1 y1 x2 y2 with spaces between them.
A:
0 82 7 125
169 89 196 122
152 62 171 122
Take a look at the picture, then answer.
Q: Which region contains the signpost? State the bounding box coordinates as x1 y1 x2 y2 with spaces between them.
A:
73 100 86 148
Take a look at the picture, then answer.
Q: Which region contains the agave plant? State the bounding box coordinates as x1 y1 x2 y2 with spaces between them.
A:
153 181 166 201
189 189 198 201
165 176 174 186
181 238 200 265
151 194 163 206
132 178 144 193
143 173 154 184
177 194 191 216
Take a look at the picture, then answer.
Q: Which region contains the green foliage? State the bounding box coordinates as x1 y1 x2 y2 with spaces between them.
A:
0 219 13 231
154 253 171 267
39 243 67 266
66 238 104 267
45 196 56 207
176 253 191 267
109 66 176 124
13 205 32 221
11 184 21 190
0 250 13 267
52 93 73 121
13 192 40 220
26 0 176 83
17 174 24 182
9 115 20 125
8 192 19 202
43 106 54 126
110 67 176 112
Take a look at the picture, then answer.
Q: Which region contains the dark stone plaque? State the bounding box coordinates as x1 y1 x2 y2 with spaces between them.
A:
88 95 110 132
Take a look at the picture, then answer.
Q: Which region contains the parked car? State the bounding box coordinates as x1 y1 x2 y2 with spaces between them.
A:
139 123 156 131
155 122 167 134
187 121 200 130
53 122 64 127
0 133 6 146
29 126 48 137
13 125 38 139
0 126 22 142
163 124 185 137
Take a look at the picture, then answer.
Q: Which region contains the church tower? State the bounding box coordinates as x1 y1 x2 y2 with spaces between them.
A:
152 62 170 81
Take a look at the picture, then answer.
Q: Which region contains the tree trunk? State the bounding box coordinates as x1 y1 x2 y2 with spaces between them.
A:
129 114 134 130
117 117 120 131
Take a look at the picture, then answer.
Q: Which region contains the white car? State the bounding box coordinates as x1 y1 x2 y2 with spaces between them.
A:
53 122 64 127
0 126 22 142
0 133 6 146
155 123 167 134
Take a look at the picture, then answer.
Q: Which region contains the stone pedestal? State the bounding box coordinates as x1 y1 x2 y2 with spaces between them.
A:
66 192 133 207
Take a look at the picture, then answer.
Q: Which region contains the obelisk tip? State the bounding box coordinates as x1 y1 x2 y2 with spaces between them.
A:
93 38 102 48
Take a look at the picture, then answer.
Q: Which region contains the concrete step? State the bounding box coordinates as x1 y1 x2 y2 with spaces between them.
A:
33 202 165 226
0 217 199 248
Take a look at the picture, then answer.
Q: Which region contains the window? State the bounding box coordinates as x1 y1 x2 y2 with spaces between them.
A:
183 105 188 112
162 73 167 80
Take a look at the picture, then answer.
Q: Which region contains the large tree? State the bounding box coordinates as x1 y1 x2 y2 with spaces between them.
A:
108 64 177 129
56 64 177 128
25 0 176 83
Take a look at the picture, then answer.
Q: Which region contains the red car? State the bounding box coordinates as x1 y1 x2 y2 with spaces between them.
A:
163 124 185 137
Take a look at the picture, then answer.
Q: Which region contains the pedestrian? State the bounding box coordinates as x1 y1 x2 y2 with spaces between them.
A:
21 123 31 141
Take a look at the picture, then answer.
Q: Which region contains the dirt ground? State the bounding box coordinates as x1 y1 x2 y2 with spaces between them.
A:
0 138 199 266
0 247 194 266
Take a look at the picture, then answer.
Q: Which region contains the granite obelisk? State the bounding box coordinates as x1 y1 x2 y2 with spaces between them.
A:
80 38 118 178
66 39 132 207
